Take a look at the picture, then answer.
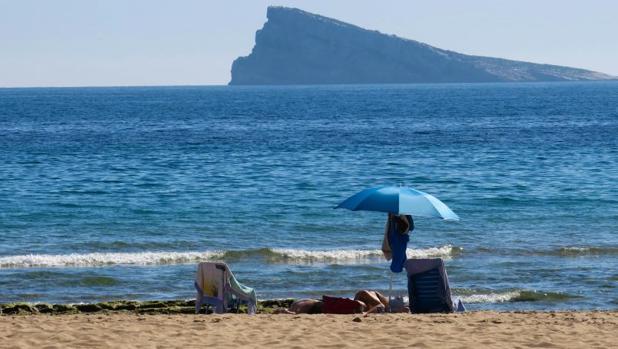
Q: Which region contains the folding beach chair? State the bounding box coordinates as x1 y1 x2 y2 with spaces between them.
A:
194 262 257 314
404 258 465 313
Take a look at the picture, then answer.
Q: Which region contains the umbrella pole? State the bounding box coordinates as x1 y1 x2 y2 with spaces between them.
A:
388 272 393 313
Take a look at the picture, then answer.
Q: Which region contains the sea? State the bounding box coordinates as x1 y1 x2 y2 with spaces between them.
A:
1 82 617 311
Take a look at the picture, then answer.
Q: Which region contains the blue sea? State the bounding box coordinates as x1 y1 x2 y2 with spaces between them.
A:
1 82 617 310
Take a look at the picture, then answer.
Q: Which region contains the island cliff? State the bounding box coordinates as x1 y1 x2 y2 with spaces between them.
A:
230 7 614 85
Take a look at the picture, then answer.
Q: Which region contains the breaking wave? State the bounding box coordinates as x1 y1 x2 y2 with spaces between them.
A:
0 245 461 268
456 290 580 303
474 246 618 257
552 246 618 256
0 251 223 268
267 245 461 263
457 291 521 304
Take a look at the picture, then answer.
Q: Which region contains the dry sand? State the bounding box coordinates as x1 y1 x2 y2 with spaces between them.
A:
1 311 616 349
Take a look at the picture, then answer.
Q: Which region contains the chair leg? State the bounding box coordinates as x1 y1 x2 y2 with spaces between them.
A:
215 302 224 314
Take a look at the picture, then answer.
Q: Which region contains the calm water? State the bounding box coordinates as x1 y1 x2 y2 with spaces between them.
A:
1 82 617 310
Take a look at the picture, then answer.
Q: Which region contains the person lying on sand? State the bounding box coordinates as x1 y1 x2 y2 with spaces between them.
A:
275 291 406 315
274 298 324 314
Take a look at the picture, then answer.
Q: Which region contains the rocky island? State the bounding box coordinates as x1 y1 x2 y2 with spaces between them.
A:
230 7 614 85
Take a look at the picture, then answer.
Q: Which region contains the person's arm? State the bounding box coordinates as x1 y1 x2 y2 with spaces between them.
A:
273 308 296 314
363 304 385 317
375 291 389 307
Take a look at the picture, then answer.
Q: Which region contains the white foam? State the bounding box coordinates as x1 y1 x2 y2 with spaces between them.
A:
272 245 460 262
271 248 382 261
458 291 520 303
0 251 223 268
561 247 590 253
555 246 618 255
0 245 460 268
407 245 460 259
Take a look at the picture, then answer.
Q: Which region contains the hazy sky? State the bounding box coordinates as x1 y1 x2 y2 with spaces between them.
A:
1 0 616 87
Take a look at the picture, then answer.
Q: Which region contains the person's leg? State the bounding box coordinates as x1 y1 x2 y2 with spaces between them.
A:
374 291 390 309
308 300 324 314
289 299 321 314
273 308 295 314
354 290 382 308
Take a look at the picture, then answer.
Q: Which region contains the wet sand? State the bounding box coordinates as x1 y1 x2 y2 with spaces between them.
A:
1 311 616 348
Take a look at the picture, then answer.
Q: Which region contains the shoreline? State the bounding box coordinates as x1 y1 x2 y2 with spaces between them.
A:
3 299 616 316
0 299 294 315
1 312 616 349
0 298 294 316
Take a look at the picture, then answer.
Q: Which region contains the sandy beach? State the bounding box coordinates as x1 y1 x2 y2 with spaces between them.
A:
1 311 616 349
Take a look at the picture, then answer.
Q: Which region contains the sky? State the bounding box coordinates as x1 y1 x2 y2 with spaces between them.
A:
1 0 616 87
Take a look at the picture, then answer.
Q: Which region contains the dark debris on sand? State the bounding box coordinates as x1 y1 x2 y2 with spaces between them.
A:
0 299 296 316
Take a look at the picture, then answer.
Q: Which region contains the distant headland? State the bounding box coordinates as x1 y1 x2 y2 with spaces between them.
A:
230 7 614 85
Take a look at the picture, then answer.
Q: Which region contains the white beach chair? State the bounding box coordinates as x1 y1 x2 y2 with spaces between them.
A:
194 262 257 314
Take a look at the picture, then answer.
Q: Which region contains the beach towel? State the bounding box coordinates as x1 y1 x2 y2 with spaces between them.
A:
322 296 363 314
382 215 412 261
383 215 411 273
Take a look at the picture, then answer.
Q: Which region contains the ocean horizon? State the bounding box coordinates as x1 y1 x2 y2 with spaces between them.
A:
1 81 617 310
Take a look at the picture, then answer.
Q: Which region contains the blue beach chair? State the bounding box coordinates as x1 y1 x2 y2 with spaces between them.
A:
404 258 465 313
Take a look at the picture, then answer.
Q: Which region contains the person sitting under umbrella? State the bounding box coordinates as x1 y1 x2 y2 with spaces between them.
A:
382 213 414 272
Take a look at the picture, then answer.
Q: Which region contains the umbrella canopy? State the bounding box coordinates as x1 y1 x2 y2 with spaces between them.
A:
336 186 459 221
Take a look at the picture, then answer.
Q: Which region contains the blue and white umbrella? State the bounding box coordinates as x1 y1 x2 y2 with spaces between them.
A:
336 186 459 221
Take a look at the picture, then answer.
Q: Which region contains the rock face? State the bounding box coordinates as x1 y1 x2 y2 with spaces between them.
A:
230 7 614 85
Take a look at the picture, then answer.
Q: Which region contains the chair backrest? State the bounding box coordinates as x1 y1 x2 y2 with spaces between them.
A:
404 258 454 313
196 262 229 299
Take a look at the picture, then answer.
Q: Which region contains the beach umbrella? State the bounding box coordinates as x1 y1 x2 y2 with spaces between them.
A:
336 185 459 309
336 186 459 221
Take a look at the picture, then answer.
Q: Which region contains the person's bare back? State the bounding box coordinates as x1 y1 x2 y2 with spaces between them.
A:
276 291 393 315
